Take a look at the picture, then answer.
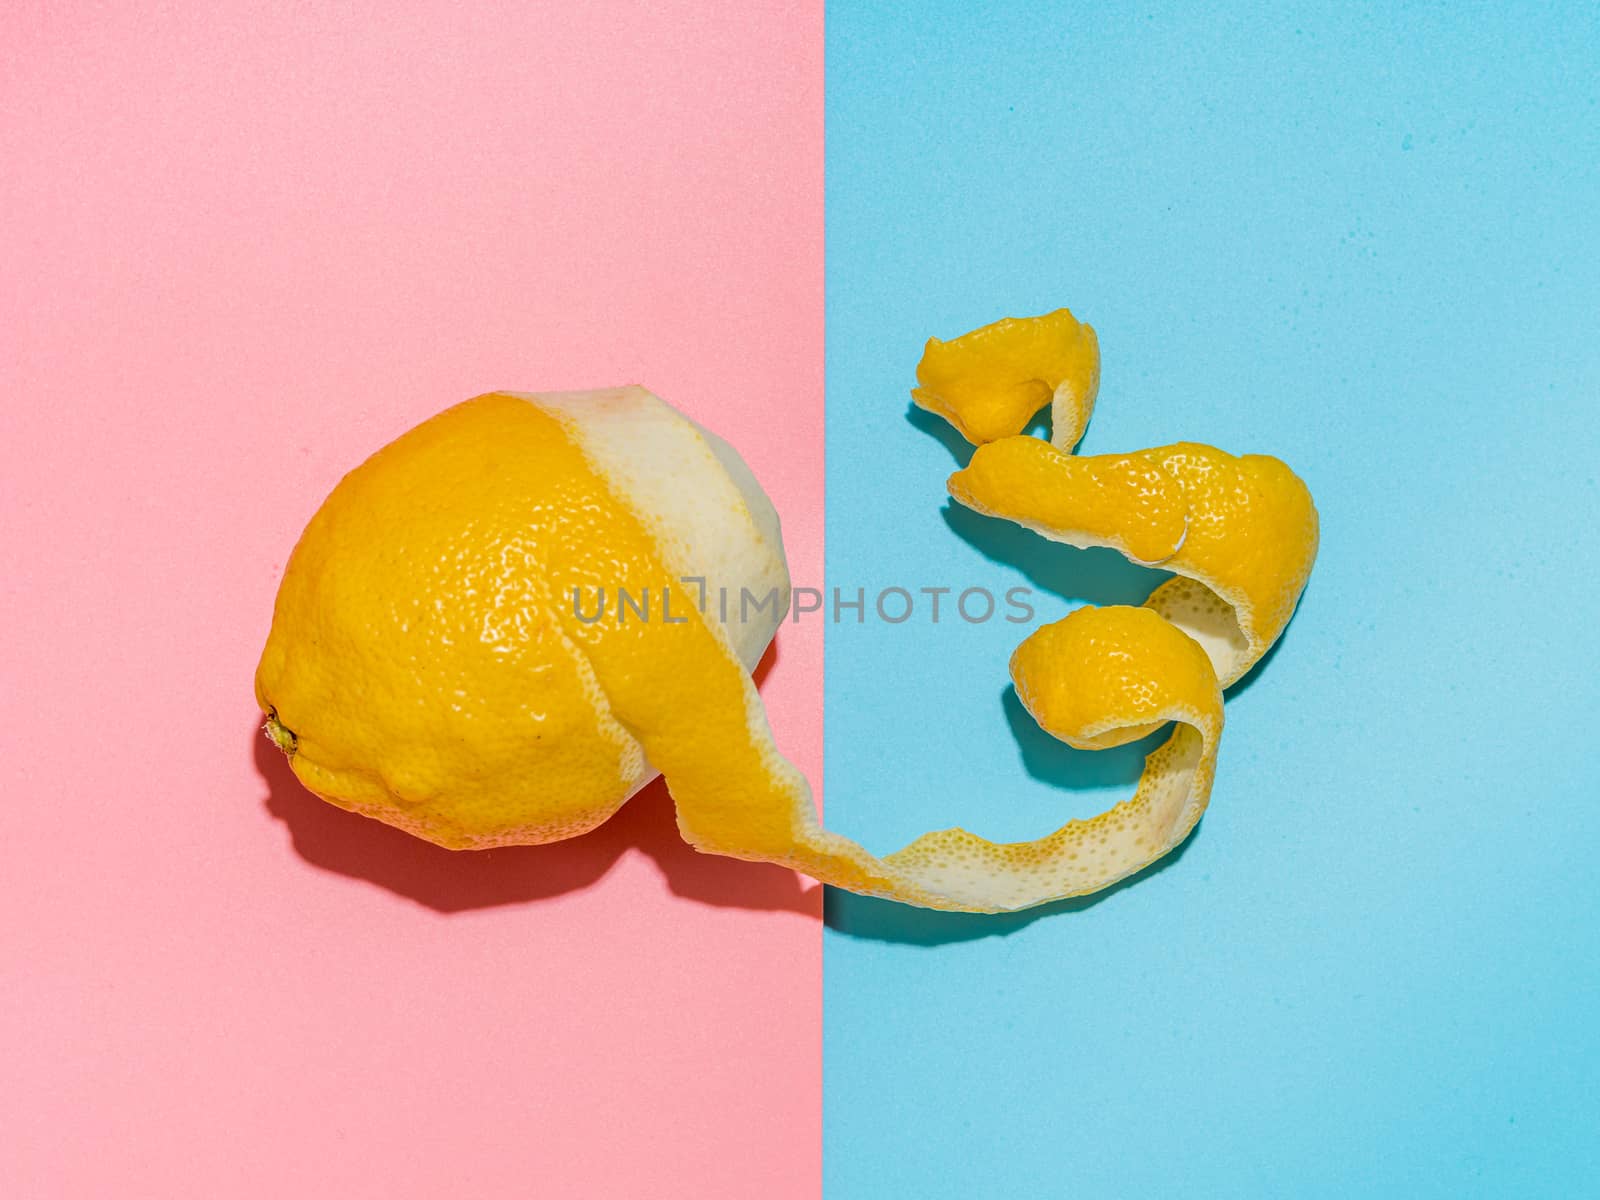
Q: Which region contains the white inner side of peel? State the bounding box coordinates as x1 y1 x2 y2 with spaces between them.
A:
512 387 790 672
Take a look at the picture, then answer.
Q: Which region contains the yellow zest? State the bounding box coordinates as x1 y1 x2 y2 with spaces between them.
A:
912 307 1100 446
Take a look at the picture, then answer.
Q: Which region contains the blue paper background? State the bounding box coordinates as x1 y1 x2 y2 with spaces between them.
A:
822 5 1599 1196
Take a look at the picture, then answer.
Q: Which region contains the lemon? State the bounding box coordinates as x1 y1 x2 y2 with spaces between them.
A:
255 387 789 850
258 311 1318 914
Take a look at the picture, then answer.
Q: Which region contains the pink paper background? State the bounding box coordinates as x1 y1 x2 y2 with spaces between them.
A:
0 4 823 1196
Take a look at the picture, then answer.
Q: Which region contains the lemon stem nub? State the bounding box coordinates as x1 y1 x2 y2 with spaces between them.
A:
265 710 298 757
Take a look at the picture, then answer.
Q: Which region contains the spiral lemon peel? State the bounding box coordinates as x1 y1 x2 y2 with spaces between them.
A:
663 307 1317 912
846 308 1319 909
258 311 1315 914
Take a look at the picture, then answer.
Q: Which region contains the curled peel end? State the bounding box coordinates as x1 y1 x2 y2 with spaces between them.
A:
912 308 1100 448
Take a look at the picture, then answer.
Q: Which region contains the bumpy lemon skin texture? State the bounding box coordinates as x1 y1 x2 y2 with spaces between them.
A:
256 395 653 849
912 307 1100 446
949 436 1189 566
955 440 1319 685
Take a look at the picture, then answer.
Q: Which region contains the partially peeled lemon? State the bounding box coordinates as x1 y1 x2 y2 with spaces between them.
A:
256 388 790 851
259 312 1317 913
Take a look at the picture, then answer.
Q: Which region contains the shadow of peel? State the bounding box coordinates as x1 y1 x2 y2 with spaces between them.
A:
254 727 822 916
252 638 820 916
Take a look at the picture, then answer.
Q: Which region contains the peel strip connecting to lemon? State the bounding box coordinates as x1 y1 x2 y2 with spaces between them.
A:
257 310 1316 913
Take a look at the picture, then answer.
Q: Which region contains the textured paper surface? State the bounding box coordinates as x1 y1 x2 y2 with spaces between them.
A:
0 4 823 1196
823 4 1600 1196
